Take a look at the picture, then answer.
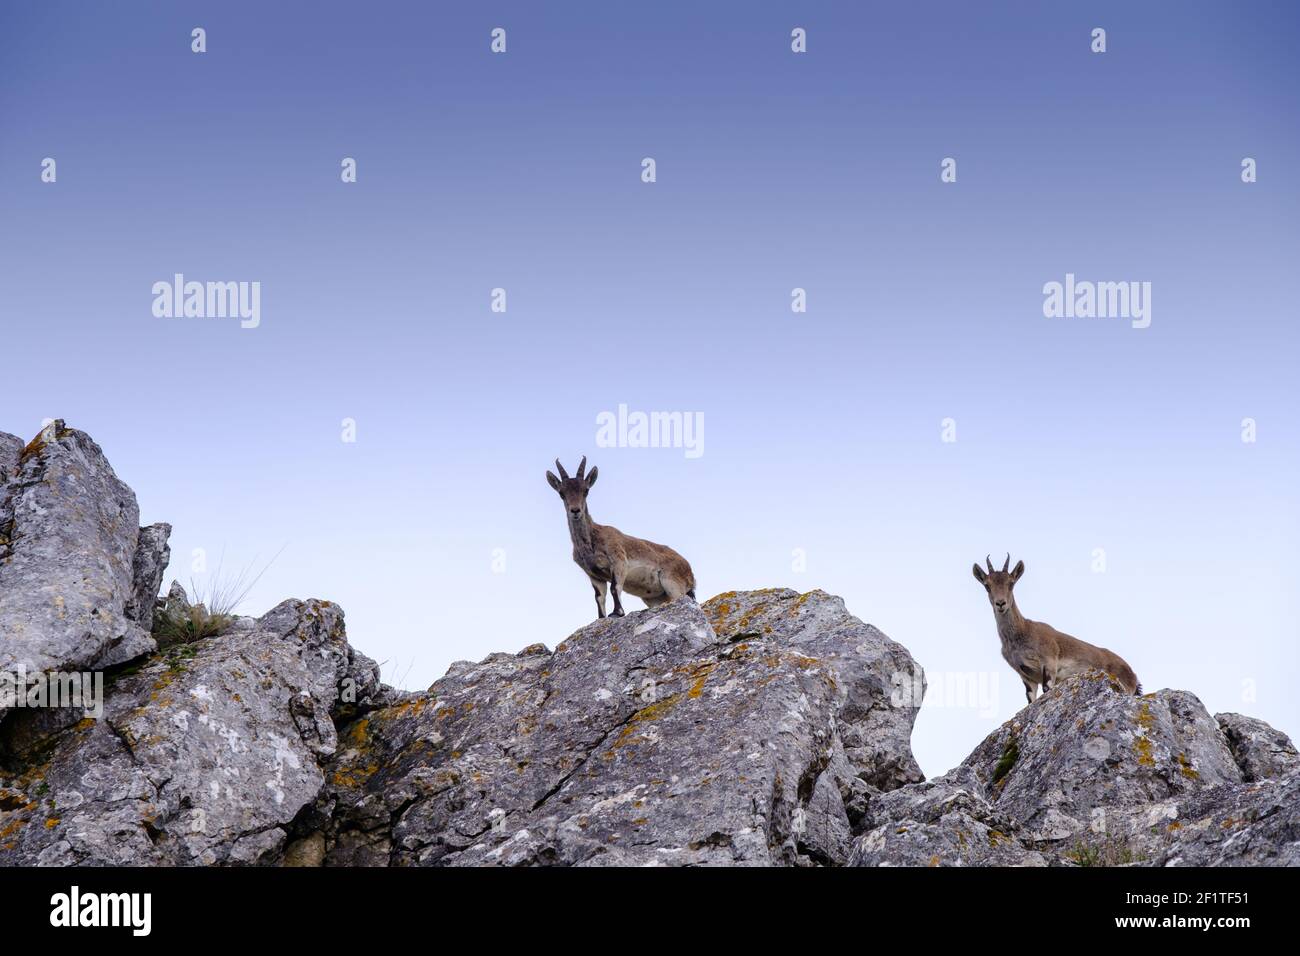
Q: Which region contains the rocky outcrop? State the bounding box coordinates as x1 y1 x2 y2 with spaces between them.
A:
706 589 924 797
0 422 163 682
0 598 385 865
0 433 21 486
850 672 1300 867
1216 712 1300 783
1 422 1296 866
1 423 927 867
124 523 172 632
312 588 922 867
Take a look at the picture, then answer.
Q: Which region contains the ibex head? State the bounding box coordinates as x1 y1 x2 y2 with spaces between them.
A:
971 553 1025 615
546 456 599 521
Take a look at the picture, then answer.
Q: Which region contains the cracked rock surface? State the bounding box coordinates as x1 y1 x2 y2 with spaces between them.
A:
850 672 1300 866
0 599 381 865
315 589 923 866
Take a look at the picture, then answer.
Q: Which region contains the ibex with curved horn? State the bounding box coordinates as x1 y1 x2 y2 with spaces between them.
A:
546 456 696 619
972 553 1141 705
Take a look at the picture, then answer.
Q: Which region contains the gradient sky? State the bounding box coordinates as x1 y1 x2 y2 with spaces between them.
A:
2 1 1297 776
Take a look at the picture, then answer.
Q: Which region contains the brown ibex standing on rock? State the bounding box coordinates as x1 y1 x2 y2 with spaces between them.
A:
546 457 696 619
972 554 1141 705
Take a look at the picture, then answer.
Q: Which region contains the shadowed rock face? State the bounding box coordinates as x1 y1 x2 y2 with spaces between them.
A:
1215 712 1300 784
0 434 21 487
850 673 1300 867
1 422 1296 867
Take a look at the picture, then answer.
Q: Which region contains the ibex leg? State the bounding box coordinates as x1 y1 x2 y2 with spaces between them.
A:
609 571 626 617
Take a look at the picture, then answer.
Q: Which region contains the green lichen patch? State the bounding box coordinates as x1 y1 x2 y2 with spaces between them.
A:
992 735 1020 786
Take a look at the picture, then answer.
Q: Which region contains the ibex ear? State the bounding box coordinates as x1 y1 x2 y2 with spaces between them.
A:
972 563 987 585
1011 560 1025 582
585 466 598 488
546 470 562 492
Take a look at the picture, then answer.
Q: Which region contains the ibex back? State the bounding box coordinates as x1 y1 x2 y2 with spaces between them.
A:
972 554 1141 705
546 456 696 619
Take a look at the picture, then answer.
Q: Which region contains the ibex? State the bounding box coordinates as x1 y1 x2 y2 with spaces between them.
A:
546 457 696 619
972 554 1141 705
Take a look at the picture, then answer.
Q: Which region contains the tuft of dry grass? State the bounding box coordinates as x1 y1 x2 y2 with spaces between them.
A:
153 602 233 646
153 547 284 647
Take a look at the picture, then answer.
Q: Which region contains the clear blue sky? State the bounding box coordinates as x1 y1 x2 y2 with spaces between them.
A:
2 1 1296 776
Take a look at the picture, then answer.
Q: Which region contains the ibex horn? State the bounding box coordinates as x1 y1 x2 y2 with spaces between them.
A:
576 456 587 480
1002 553 1011 573
554 458 569 481
986 555 994 573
